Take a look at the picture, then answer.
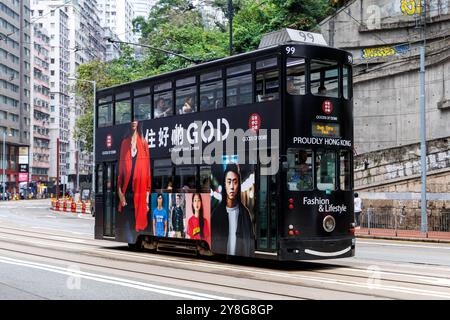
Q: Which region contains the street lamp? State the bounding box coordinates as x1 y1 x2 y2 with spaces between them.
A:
2 130 12 200
68 77 96 203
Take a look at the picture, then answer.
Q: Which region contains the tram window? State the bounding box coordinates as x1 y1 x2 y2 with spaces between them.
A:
134 95 151 121
256 57 277 70
115 99 131 124
340 151 352 190
227 74 252 107
227 63 251 76
154 91 173 118
286 148 313 191
200 80 223 111
154 81 172 92
175 166 197 193
176 76 195 87
153 167 173 192
256 70 279 102
200 166 211 193
286 58 306 95
176 86 197 115
99 95 112 104
200 70 222 82
98 103 112 127
343 65 352 100
115 91 130 100
310 59 339 98
316 150 337 191
134 87 151 96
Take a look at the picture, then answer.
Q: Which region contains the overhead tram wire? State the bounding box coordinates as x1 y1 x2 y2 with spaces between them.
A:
106 38 203 64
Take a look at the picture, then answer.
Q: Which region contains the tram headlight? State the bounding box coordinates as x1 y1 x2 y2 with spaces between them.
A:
323 215 336 233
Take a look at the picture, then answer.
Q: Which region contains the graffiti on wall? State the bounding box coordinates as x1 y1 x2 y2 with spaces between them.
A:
361 44 410 60
400 0 422 16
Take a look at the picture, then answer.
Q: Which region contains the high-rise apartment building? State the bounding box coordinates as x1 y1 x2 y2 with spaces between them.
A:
30 24 51 184
98 0 136 42
31 2 70 192
0 0 32 194
32 0 106 194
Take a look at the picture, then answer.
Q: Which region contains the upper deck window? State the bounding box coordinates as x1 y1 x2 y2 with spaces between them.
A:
200 80 223 111
115 99 131 124
227 63 251 76
176 76 195 87
134 95 151 121
98 103 112 127
200 70 221 82
154 91 173 118
176 86 196 115
256 57 277 70
256 69 279 102
286 58 306 96
115 91 130 100
310 60 339 98
134 87 151 96
99 95 112 104
227 74 252 107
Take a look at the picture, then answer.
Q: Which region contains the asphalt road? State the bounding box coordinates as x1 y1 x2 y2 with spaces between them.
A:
0 199 449 300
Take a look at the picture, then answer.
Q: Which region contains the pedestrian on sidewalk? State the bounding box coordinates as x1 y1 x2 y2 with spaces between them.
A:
354 193 362 228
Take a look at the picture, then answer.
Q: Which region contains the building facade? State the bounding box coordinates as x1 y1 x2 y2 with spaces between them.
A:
0 0 32 194
318 0 450 154
98 0 136 42
30 24 51 184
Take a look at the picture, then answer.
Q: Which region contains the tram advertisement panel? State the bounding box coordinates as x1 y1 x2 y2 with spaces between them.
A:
210 160 256 257
102 103 276 246
96 102 280 161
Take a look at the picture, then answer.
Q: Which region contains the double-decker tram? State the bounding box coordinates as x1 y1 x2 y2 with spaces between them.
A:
94 31 355 261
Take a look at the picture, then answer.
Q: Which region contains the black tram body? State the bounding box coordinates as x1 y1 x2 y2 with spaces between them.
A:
94 42 355 261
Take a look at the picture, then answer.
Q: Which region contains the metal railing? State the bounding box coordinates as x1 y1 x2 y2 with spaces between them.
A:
360 205 450 232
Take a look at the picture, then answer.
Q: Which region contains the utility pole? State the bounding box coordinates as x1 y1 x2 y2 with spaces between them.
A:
419 1 427 234
228 0 233 56
56 137 60 199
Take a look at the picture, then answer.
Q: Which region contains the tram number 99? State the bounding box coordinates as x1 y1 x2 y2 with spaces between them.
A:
286 47 296 55
299 31 315 43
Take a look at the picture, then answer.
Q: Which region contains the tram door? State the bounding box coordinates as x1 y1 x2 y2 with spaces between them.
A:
103 162 116 237
256 167 278 252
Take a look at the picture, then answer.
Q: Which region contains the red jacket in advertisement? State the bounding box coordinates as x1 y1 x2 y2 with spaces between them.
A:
117 133 151 231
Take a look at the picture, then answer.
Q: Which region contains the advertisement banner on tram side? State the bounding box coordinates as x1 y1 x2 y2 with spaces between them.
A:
95 102 281 162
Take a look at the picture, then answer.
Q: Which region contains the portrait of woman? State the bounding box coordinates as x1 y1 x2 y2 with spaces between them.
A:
187 193 210 243
117 120 151 243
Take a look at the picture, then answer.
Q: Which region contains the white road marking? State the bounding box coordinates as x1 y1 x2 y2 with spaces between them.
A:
357 241 450 250
0 255 232 300
95 249 450 299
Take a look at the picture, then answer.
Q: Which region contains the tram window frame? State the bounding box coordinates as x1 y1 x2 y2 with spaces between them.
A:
154 89 173 118
97 103 113 127
339 150 352 191
133 93 152 121
343 64 352 100
310 59 340 98
316 150 337 191
226 73 253 107
134 87 151 96
176 85 197 115
286 57 306 96
256 69 279 102
286 148 313 191
99 95 112 104
175 166 197 193
114 98 131 125
152 167 173 193
200 80 223 111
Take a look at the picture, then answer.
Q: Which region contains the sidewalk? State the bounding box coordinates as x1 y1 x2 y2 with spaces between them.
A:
356 227 450 243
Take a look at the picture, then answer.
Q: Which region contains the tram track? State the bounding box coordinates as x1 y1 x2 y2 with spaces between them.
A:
0 225 449 299
0 224 449 291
